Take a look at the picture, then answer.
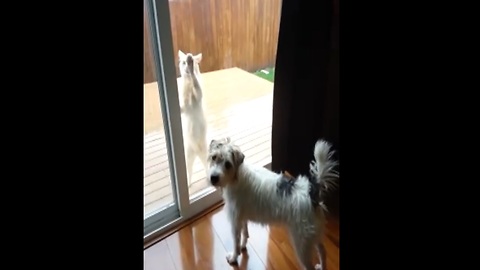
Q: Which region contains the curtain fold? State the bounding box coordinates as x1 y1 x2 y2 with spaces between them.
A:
272 0 339 214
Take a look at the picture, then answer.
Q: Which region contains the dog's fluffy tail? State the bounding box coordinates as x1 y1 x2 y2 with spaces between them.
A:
310 139 339 192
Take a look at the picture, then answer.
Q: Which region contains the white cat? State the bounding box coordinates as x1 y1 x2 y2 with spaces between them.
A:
177 50 208 187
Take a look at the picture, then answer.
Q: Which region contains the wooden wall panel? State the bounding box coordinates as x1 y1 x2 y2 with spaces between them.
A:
144 0 282 83
144 5 156 84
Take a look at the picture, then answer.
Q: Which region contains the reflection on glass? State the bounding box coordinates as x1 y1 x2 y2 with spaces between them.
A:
144 8 175 219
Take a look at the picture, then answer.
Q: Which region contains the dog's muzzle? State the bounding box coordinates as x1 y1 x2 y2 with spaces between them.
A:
210 174 220 185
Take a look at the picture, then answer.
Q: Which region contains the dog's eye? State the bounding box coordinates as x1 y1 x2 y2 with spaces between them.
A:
225 161 232 169
211 155 217 161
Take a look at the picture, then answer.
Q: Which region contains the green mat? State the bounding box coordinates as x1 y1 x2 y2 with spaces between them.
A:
253 67 275 82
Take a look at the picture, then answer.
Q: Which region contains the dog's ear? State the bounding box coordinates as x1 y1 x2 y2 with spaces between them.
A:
231 145 245 166
178 50 186 59
210 139 219 151
193 53 202 63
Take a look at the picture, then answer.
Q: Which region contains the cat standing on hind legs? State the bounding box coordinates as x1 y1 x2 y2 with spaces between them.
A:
177 50 209 187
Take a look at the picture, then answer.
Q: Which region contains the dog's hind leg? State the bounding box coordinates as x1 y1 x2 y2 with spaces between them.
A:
290 230 316 270
314 242 327 270
226 220 242 265
240 221 249 251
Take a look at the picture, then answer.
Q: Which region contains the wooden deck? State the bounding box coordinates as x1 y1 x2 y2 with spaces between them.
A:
144 68 274 218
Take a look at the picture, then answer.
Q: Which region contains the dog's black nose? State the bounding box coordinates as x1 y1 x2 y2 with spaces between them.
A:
210 175 220 185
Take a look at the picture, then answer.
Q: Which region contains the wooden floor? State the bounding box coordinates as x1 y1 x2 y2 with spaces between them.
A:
144 68 274 218
144 205 340 270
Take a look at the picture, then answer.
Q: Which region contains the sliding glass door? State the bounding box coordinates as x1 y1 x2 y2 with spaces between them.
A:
144 0 222 240
144 0 278 241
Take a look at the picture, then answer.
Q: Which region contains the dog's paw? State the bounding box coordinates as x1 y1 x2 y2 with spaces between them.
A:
226 253 238 265
314 263 323 270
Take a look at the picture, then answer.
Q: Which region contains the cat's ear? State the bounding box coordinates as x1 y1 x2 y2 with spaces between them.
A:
193 53 202 63
178 50 186 59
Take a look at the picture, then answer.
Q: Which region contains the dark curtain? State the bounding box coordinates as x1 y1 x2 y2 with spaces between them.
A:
272 0 339 214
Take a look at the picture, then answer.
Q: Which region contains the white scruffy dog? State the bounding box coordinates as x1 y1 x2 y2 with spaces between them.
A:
208 138 339 270
177 50 208 187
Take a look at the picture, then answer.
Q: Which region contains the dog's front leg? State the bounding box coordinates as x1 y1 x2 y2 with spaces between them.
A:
226 220 242 265
240 221 249 251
